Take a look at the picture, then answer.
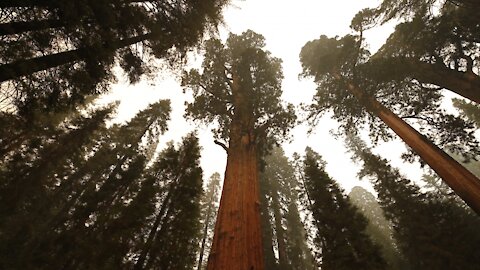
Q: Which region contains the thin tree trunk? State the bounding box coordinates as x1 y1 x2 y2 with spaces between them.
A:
271 188 288 268
336 73 480 215
206 74 264 269
0 19 63 36
0 32 151 82
259 181 277 270
133 183 175 270
197 204 213 270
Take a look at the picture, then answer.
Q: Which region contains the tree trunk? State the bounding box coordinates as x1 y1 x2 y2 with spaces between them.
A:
133 182 175 270
408 59 480 104
0 33 151 82
0 19 63 36
206 139 264 269
271 188 288 268
337 73 480 215
206 73 264 269
198 203 213 270
260 181 277 270
371 57 480 104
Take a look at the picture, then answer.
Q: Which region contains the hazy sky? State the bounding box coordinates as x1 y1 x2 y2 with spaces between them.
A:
101 0 425 193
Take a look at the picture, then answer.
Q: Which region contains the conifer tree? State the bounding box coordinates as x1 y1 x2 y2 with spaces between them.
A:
301 148 386 270
349 186 405 270
0 0 229 114
197 173 221 270
182 30 296 270
0 103 116 269
346 134 480 269
0 100 171 269
353 4 480 104
134 133 204 270
260 147 315 270
300 34 480 214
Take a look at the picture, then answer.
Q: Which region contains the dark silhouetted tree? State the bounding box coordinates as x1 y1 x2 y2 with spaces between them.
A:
197 173 221 270
347 134 480 269
300 147 386 269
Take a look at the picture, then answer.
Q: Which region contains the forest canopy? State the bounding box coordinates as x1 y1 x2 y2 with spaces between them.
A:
1 0 479 269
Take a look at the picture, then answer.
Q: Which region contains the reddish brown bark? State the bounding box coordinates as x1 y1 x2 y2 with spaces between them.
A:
372 57 480 104
206 74 264 269
206 141 264 269
407 59 480 104
336 73 480 215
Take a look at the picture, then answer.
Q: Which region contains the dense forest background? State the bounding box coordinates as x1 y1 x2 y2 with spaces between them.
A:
1 0 479 269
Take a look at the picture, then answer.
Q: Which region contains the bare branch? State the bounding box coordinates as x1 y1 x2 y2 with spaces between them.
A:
214 140 228 152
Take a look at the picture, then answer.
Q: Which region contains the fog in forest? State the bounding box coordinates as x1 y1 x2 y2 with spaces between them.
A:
1 0 479 269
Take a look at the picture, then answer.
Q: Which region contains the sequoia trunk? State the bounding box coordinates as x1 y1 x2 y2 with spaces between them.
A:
206 137 264 269
409 59 480 104
337 73 480 215
206 73 264 269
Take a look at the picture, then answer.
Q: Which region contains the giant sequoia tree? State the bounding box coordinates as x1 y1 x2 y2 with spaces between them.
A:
300 35 480 214
182 30 296 270
357 4 480 104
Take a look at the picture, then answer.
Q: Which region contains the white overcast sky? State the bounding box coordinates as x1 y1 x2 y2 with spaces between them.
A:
100 0 426 193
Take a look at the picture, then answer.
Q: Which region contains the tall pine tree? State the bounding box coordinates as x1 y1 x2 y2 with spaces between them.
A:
301 147 386 270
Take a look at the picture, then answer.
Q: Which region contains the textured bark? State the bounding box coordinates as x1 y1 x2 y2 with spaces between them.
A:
337 73 480 215
206 74 264 270
206 140 264 270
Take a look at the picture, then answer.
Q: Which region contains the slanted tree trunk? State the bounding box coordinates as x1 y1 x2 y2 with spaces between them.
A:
133 177 176 270
336 73 480 215
371 57 480 104
206 75 264 270
0 19 63 36
0 33 151 82
405 58 480 104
